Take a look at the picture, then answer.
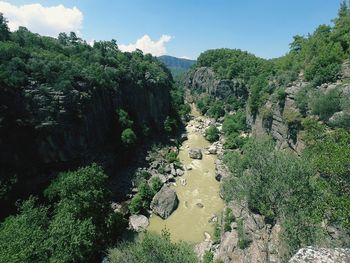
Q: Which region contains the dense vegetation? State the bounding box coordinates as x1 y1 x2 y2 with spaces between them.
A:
0 164 127 263
109 230 198 263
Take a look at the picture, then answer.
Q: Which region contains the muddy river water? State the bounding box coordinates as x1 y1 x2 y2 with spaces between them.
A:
147 107 224 243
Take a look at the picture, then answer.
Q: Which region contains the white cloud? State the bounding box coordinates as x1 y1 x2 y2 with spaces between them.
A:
180 56 192 60
0 1 83 37
119 34 173 56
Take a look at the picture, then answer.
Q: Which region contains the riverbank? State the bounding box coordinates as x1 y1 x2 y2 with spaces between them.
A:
147 105 224 243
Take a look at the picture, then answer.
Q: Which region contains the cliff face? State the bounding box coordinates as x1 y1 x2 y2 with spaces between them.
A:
0 74 170 211
187 67 248 101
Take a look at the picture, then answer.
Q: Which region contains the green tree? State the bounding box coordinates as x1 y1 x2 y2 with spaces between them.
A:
0 13 10 41
121 128 137 146
118 109 134 129
109 232 198 263
0 198 49 263
205 125 220 142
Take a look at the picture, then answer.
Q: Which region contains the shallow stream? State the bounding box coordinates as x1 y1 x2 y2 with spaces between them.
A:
147 107 224 243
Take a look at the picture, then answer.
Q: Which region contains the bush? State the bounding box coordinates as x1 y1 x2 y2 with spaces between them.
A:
150 176 163 194
205 125 220 142
310 88 342 121
121 128 137 146
222 110 247 135
133 170 152 187
224 133 249 150
165 151 179 163
109 232 199 263
213 222 221 244
129 193 143 215
164 116 177 133
224 208 235 232
237 219 249 250
295 86 310 116
207 101 225 119
203 251 214 263
276 87 287 107
118 109 133 129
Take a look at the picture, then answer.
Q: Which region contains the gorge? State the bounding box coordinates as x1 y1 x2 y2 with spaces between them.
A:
1 2 350 263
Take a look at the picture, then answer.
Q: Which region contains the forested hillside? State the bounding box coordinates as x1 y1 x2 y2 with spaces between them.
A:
186 1 350 261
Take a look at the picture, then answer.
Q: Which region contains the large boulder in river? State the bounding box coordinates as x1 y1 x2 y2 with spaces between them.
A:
189 148 203 159
150 185 178 219
129 215 149 232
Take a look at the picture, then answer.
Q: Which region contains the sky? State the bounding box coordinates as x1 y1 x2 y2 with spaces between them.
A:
0 0 344 59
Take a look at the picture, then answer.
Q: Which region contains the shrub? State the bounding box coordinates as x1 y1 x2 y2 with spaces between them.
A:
164 116 177 133
224 208 235 232
118 109 133 129
276 87 287 107
222 110 247 135
207 101 225 119
310 88 342 121
224 133 249 150
295 85 311 116
203 251 214 263
109 232 199 263
283 109 302 126
150 176 163 194
133 170 151 187
129 193 143 215
121 128 137 146
205 125 220 142
237 219 249 249
165 151 179 163
213 222 221 244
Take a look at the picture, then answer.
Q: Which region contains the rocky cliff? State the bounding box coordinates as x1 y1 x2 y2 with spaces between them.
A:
0 73 170 214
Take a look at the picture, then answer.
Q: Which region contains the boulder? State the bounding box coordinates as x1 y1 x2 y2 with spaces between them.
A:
208 145 217 155
150 185 178 219
176 169 184 176
129 215 149 232
189 148 203 159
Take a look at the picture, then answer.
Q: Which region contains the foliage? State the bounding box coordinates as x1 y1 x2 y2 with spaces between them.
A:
165 151 180 163
129 180 157 215
0 13 10 41
164 116 178 133
0 164 123 263
222 139 327 256
224 208 235 232
237 219 249 249
205 125 220 142
203 251 214 263
121 128 137 146
283 109 302 126
310 88 342 121
224 133 250 150
150 176 163 194
213 222 221 244
109 231 199 263
207 101 225 120
0 197 49 263
222 110 247 135
118 109 134 129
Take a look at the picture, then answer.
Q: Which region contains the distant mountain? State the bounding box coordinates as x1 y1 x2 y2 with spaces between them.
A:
157 55 196 77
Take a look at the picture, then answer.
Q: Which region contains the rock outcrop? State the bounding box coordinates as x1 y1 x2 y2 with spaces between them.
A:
186 67 248 101
189 148 203 159
129 215 149 232
150 185 179 219
289 247 350 263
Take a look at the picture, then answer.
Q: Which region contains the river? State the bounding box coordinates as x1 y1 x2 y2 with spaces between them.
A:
147 106 224 243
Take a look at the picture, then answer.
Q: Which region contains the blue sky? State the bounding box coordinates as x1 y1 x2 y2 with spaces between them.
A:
1 0 344 59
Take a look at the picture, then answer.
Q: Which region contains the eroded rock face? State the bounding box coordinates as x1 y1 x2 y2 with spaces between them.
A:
150 185 178 219
187 67 248 101
189 148 203 159
129 214 149 232
289 247 350 263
